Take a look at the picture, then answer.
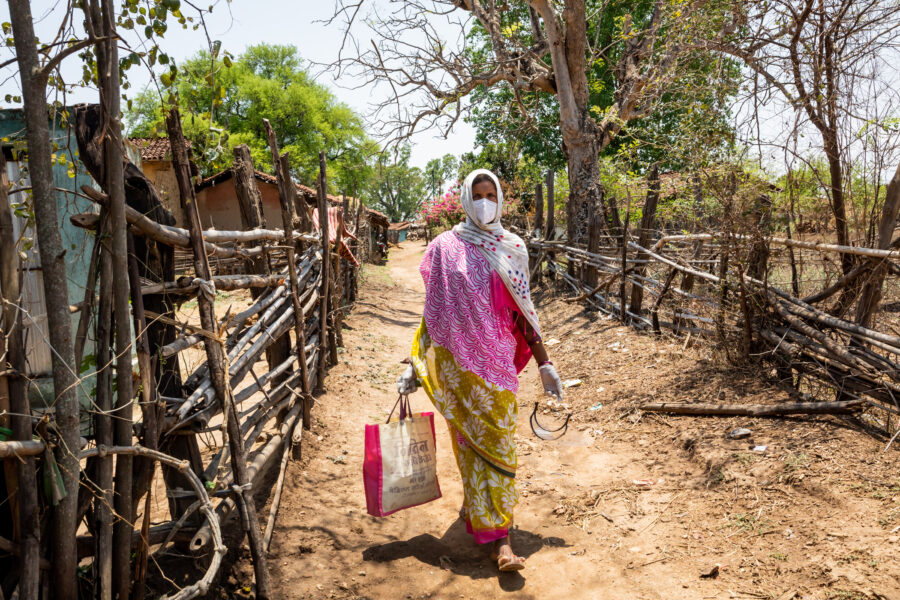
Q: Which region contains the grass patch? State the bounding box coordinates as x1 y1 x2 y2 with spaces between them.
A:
360 264 395 287
732 452 756 466
728 512 772 535
877 506 900 529
784 452 809 472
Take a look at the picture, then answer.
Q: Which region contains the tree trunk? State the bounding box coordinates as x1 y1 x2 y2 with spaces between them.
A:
533 181 544 237
747 194 772 280
824 135 852 275
84 4 138 596
565 138 604 246
629 166 660 314
584 203 601 287
545 170 555 241
0 150 40 599
93 229 114 600
8 2 80 596
855 160 900 328
166 108 271 599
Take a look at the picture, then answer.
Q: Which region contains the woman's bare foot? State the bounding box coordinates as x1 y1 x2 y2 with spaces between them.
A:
489 536 525 571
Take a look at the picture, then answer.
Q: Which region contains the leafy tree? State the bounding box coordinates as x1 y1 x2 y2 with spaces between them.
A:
424 153 459 195
334 0 737 244
125 43 375 191
465 3 740 176
368 146 427 221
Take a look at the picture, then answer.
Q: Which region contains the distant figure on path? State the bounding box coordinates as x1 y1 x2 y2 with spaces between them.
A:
397 169 564 572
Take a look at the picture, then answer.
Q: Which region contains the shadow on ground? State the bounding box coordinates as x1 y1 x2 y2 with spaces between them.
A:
361 518 570 591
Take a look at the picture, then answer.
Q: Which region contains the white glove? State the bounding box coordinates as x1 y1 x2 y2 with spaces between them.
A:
539 363 563 401
396 363 418 395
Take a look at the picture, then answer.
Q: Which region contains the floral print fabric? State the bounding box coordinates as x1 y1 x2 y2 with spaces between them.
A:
411 319 518 544
420 231 529 393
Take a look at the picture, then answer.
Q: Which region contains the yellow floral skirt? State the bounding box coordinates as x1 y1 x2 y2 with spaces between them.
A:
410 319 518 544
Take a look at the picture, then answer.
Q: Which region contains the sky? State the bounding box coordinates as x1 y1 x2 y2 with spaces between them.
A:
0 0 477 171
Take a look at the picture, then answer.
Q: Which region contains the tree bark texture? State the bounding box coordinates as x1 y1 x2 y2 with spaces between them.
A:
80 4 137 595
93 233 114 600
8 2 81 595
855 160 900 328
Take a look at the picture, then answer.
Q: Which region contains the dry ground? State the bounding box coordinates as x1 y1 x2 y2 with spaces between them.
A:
224 240 900 600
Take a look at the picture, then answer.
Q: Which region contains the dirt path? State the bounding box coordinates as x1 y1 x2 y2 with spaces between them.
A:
260 241 900 600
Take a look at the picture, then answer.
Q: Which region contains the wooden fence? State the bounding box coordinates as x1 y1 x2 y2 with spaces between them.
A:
0 107 359 599
528 228 900 431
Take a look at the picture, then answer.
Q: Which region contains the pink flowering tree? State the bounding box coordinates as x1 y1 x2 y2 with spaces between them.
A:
418 180 465 229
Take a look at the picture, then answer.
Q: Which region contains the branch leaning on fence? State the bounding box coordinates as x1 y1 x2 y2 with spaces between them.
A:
528 227 900 423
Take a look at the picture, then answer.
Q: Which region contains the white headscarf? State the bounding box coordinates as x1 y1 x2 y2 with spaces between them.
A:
453 169 541 336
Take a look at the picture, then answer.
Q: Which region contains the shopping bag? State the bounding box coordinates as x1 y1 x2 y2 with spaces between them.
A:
364 395 441 516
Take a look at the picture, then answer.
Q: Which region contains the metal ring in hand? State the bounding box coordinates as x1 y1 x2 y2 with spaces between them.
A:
529 402 571 441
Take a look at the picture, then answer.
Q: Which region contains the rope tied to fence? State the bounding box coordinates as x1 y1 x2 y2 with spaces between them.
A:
194 277 217 301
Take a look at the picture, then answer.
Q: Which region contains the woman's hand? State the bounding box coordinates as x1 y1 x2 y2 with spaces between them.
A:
396 363 418 395
538 363 563 401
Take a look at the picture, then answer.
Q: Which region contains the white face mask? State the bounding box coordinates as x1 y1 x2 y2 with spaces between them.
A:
473 198 498 224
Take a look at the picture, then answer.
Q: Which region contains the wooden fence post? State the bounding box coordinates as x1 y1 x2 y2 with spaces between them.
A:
317 152 331 391
9 2 83 592
545 170 555 240
0 152 40 599
276 151 313 399
619 194 632 322
262 119 313 428
233 144 272 277
629 165 660 315
584 202 600 287
93 229 114 600
545 170 556 279
530 182 544 284
166 108 272 599
333 220 344 353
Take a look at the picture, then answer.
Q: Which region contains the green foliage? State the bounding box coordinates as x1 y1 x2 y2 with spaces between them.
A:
367 146 427 222
424 154 459 194
770 159 892 239
124 43 375 191
465 0 740 175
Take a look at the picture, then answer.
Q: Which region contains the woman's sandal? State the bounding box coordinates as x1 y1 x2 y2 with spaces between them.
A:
489 552 526 572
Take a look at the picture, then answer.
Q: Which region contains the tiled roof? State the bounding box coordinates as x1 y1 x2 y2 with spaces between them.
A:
128 137 191 161
195 168 339 205
366 207 390 228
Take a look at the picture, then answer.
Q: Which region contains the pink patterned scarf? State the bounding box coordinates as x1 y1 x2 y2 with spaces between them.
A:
420 231 531 393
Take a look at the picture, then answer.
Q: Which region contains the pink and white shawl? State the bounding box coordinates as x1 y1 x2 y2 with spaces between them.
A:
420 230 532 393
453 169 540 337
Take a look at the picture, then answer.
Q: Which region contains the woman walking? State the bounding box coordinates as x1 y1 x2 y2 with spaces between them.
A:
397 169 563 572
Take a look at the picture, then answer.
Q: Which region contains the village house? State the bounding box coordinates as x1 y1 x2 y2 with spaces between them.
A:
127 137 190 225
194 168 319 230
127 137 395 265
